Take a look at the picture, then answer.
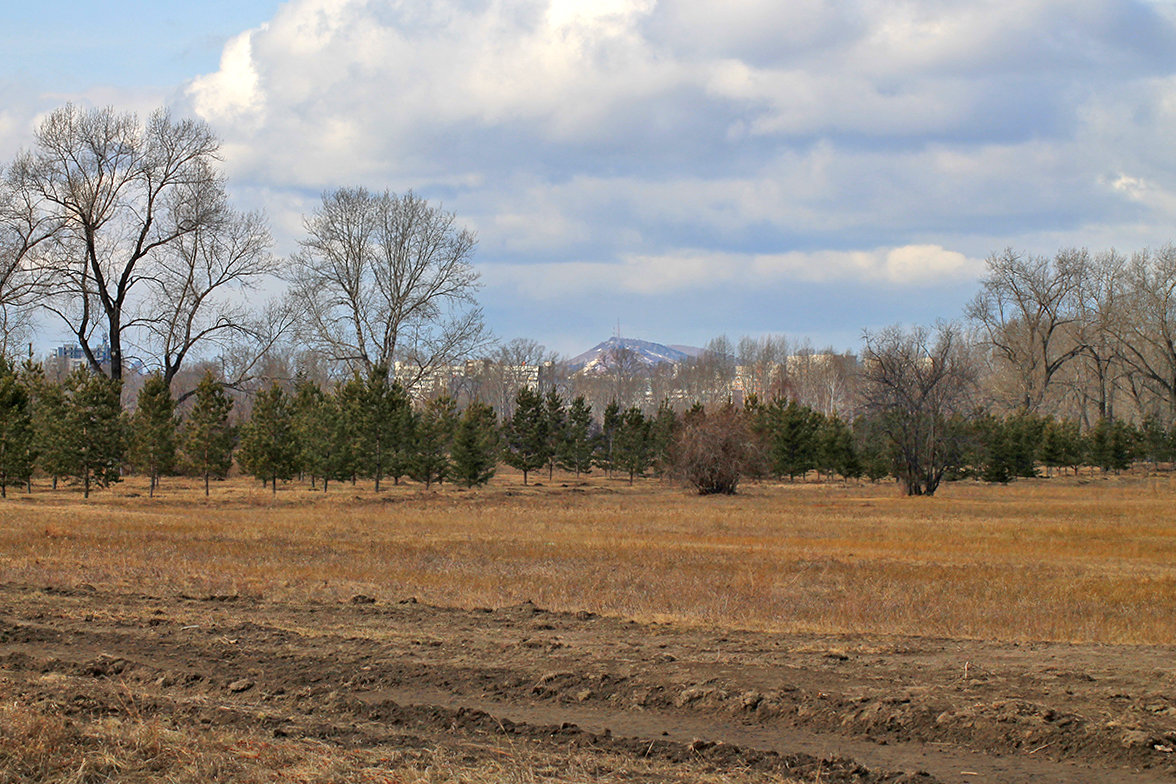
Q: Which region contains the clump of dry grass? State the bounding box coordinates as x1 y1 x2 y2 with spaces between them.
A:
2 472 1176 644
0 699 803 784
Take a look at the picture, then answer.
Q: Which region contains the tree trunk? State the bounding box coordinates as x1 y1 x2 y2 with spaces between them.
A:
204 472 210 496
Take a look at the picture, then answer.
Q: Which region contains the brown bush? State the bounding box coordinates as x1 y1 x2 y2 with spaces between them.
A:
671 405 752 495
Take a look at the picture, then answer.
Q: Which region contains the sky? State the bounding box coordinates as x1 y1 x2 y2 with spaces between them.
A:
5 0 1176 356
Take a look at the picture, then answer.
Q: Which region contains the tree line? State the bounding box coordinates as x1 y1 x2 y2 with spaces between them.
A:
6 103 1176 500
0 353 1166 499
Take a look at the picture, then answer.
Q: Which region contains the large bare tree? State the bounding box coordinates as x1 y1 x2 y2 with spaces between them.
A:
289 188 488 387
0 166 58 355
966 248 1087 413
7 104 269 383
1069 249 1128 424
860 322 977 496
134 207 277 387
1111 245 1176 421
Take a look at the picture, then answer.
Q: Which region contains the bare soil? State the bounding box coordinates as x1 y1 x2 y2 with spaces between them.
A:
3 582 1175 783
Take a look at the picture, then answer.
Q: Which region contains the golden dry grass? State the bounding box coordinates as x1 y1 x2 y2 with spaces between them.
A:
2 469 1175 644
0 694 805 784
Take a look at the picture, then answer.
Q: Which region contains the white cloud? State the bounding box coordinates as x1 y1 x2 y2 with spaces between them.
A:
164 0 1176 343
189 29 264 127
485 244 981 299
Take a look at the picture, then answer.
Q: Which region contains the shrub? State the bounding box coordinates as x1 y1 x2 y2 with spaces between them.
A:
670 405 751 495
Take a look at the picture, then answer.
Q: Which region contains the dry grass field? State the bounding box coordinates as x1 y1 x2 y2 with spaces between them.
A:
5 471 1176 784
2 470 1174 645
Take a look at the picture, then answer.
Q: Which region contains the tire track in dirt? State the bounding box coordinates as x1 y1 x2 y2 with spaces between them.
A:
2 583 1175 783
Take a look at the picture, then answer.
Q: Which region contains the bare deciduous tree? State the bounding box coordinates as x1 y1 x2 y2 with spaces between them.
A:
1112 245 1176 420
1070 249 1128 425
966 248 1086 413
289 188 488 387
0 165 59 354
135 207 278 388
861 322 977 496
11 104 233 380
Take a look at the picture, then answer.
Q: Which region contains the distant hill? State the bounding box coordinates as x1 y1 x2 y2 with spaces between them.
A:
568 337 699 374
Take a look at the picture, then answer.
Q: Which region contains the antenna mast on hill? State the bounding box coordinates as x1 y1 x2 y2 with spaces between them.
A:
615 319 621 341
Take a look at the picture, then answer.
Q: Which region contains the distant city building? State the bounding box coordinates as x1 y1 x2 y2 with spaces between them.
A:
52 341 111 373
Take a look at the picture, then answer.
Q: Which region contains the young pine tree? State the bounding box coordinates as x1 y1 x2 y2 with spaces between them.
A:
128 372 178 497
561 396 595 477
817 413 860 481
542 389 567 480
183 371 235 496
382 381 415 487
503 387 548 485
612 406 651 485
411 396 457 489
290 377 327 488
27 367 70 489
769 399 820 480
648 399 678 476
1087 418 1135 474
62 368 124 499
355 366 403 491
596 399 621 478
1040 417 1083 477
0 358 34 497
238 382 299 494
450 402 499 488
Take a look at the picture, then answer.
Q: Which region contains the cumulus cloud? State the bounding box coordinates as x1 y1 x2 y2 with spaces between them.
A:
171 0 1176 339
484 244 981 299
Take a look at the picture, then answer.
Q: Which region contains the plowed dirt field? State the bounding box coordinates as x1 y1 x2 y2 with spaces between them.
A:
4 581 1175 783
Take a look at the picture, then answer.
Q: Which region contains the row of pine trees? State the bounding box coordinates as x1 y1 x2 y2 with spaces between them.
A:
0 359 1168 499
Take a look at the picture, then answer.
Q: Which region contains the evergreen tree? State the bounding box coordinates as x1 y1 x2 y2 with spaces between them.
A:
596 399 622 477
974 413 1014 483
25 365 70 489
561 396 595 477
383 380 416 484
542 389 567 480
741 394 772 479
128 372 177 497
1005 411 1044 478
503 387 548 484
1087 417 1135 473
648 399 678 476
354 366 410 491
816 413 860 480
290 377 327 488
0 358 34 497
451 402 499 487
612 406 651 485
852 415 892 482
411 396 457 489
1138 416 1173 471
62 368 124 498
1040 417 1084 476
239 382 299 494
182 371 235 496
769 399 820 480
330 375 365 485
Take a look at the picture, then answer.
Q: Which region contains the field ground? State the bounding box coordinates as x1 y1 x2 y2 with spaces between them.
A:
2 471 1176 782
